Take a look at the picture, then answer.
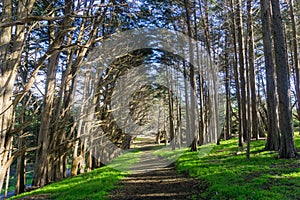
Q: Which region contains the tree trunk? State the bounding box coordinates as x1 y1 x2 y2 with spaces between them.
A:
4 139 12 199
183 61 191 146
225 32 231 141
270 0 297 158
261 0 280 151
184 0 199 151
156 104 162 145
166 66 175 150
33 11 64 185
236 0 248 144
0 0 35 191
15 134 26 195
289 0 300 122
33 47 59 187
247 0 258 140
230 0 243 147
177 99 182 148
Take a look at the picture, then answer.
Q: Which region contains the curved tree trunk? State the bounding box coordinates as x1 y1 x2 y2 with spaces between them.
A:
0 0 35 192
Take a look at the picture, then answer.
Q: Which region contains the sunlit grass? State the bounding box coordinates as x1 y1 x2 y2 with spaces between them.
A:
9 135 300 199
10 150 141 200
156 135 300 200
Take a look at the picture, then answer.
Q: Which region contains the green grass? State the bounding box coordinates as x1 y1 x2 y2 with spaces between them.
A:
10 149 140 200
155 136 300 200
133 137 143 141
9 136 300 200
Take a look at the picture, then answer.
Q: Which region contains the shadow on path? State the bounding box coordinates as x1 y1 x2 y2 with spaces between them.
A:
109 164 201 200
109 143 201 200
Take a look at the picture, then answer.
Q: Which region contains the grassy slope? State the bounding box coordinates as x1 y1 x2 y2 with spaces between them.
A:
155 135 300 200
10 150 140 200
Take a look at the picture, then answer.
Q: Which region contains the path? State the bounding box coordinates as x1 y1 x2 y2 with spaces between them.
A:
10 137 202 200
109 137 201 200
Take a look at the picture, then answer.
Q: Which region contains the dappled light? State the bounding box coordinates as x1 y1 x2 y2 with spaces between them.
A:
109 166 201 200
0 0 300 199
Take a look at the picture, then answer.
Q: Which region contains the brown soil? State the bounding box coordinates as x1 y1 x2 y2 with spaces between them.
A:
109 137 204 199
108 164 202 200
16 194 52 200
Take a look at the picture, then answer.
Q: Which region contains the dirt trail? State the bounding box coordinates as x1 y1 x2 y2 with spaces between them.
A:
109 138 202 200
108 165 201 200
14 137 203 200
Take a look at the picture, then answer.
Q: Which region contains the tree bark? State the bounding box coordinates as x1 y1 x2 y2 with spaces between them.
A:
288 0 300 122
230 0 243 147
270 0 297 158
0 0 35 192
236 0 248 144
261 0 280 151
33 4 74 185
183 61 191 146
247 0 258 140
184 0 199 151
166 67 175 150
224 28 231 141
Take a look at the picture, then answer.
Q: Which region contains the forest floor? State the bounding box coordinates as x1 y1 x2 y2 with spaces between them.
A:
8 135 300 200
108 163 201 200
109 138 201 200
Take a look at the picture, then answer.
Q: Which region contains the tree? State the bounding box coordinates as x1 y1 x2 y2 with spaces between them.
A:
288 0 300 122
230 0 243 147
1 0 299 193
236 0 248 145
224 4 232 140
184 0 199 151
247 0 258 141
271 0 297 158
0 0 36 192
260 0 280 151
